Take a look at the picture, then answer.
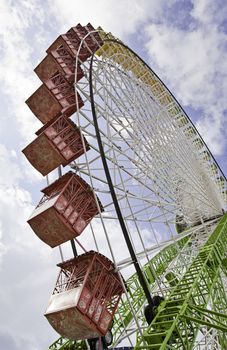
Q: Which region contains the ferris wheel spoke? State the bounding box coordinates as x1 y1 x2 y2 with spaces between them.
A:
86 62 220 221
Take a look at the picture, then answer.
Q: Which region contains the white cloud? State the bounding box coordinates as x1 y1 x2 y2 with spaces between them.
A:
47 0 166 38
0 0 46 146
0 222 7 264
0 144 22 186
191 0 227 25
0 143 59 348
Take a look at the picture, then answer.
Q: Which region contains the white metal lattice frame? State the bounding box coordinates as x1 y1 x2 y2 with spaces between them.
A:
62 32 227 348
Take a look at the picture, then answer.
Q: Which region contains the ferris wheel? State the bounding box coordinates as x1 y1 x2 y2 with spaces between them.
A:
22 24 227 350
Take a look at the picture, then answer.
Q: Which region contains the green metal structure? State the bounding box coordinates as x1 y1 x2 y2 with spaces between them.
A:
135 214 227 349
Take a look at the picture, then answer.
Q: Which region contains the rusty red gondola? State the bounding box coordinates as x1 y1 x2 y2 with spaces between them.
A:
22 114 89 176
34 45 84 83
26 71 84 123
45 251 124 340
71 23 101 53
47 23 103 63
85 23 104 47
28 172 103 247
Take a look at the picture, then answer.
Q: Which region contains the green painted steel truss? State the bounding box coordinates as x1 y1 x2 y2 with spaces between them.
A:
134 214 227 349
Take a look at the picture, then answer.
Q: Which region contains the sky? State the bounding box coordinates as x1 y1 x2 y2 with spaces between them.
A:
0 0 226 349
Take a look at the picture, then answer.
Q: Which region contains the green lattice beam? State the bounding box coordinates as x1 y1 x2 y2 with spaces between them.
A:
134 214 227 349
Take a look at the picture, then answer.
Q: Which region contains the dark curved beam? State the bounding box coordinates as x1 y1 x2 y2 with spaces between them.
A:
89 51 154 308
